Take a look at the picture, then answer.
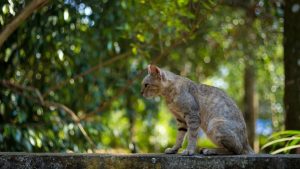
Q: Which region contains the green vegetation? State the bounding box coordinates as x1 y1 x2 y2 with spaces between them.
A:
0 0 298 154
262 130 300 154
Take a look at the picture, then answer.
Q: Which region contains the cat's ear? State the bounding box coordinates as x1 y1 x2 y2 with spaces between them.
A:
148 65 161 75
148 65 165 80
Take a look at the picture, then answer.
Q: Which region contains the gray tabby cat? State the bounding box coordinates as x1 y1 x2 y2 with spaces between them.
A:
141 65 254 156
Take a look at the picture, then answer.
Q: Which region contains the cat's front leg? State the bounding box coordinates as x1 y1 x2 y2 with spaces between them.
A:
182 112 200 156
165 119 187 154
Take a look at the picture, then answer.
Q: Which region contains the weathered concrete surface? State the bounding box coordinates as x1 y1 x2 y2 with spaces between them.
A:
0 153 300 169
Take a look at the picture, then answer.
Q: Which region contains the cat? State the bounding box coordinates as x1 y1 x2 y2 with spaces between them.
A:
141 65 254 156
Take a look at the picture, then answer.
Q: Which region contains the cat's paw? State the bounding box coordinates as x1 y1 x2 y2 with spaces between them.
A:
181 149 195 156
164 147 178 154
201 148 214 155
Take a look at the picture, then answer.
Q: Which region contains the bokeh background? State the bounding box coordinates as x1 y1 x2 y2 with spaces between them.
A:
1 0 299 154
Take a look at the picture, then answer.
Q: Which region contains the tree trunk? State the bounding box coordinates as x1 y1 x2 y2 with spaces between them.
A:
244 59 258 149
284 0 300 130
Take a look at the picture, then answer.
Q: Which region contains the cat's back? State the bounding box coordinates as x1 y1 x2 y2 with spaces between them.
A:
197 84 242 120
164 71 240 118
197 84 230 102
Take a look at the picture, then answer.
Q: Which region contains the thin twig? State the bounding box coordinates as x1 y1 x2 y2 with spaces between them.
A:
0 80 96 152
43 51 131 98
43 101 96 151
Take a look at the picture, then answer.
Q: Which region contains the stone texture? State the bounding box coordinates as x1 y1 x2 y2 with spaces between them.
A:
0 153 300 169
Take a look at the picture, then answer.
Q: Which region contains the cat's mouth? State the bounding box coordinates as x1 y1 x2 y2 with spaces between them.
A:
142 92 156 99
143 95 158 100
142 93 152 98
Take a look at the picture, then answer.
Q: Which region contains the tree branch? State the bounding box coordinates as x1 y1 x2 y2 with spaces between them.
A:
0 0 50 48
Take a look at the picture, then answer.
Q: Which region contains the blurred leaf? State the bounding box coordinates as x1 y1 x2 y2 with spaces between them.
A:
271 145 300 155
261 136 300 150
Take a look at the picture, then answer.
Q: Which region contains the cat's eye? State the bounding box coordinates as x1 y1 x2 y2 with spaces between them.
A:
144 84 149 87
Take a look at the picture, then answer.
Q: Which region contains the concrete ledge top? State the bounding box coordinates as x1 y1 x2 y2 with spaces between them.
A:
0 153 300 169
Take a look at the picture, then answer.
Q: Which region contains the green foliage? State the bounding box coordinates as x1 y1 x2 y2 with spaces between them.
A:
262 130 300 154
0 0 283 153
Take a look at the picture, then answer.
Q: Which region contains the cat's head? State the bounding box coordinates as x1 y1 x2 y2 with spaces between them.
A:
141 65 166 98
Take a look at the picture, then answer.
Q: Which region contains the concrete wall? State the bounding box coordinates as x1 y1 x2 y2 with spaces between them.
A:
0 153 300 169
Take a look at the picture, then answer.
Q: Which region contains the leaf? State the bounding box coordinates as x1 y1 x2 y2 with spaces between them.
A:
268 130 300 140
132 46 137 55
271 145 300 154
177 0 188 7
2 4 9 14
136 34 145 42
289 138 300 146
261 136 300 150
